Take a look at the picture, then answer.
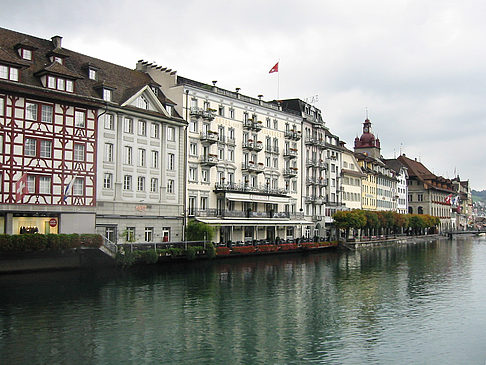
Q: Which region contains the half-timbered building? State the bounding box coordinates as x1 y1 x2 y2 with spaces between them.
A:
0 28 186 240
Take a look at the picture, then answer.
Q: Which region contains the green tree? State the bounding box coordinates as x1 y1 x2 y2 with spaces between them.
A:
186 220 215 242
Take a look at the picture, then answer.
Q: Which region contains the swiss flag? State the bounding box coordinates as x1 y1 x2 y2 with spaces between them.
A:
269 62 279 74
15 174 28 202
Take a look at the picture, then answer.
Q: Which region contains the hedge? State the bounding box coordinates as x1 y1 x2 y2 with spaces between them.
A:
0 234 103 252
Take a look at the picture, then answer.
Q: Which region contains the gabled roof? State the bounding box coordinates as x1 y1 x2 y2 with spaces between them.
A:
384 158 408 175
397 154 453 193
0 27 182 120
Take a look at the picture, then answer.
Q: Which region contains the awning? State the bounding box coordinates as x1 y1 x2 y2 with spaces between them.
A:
225 192 291 203
196 218 310 226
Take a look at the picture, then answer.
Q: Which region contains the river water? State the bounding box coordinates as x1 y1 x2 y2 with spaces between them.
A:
1 236 486 364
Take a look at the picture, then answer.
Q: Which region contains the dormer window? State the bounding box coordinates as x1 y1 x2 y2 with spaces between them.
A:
166 105 172 115
150 85 158 95
88 68 96 80
46 75 73 92
103 88 112 102
20 48 32 60
53 56 63 64
0 65 19 81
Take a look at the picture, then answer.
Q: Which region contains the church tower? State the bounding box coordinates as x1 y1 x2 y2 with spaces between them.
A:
354 118 381 158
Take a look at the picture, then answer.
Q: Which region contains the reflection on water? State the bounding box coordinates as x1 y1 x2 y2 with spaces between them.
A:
1 237 486 364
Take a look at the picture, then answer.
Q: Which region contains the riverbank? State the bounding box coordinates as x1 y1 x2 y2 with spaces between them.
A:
343 234 442 250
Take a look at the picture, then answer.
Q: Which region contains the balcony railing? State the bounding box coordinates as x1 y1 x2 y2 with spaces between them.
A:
190 107 215 121
226 137 236 146
200 131 218 144
283 168 298 177
283 149 298 159
243 119 263 131
242 141 263 152
193 208 304 219
214 182 289 197
200 155 219 166
241 162 264 173
305 195 325 205
284 130 302 141
306 177 318 185
306 159 318 167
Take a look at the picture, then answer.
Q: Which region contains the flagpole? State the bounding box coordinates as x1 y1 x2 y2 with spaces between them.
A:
277 59 280 99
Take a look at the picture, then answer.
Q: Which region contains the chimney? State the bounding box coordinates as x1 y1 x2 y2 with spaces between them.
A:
51 35 62 49
212 80 217 92
258 94 263 105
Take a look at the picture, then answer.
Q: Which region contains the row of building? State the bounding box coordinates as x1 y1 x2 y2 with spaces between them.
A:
0 28 472 244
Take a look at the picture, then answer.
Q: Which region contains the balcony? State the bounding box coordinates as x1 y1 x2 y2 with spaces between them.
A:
243 119 263 131
317 160 328 170
200 131 218 144
304 137 317 146
305 195 325 205
284 130 302 141
190 107 215 121
318 177 328 186
306 177 318 185
242 162 264 173
214 182 289 197
200 154 218 166
305 114 325 128
283 168 298 178
226 137 236 146
283 149 298 159
242 140 263 152
193 208 303 218
306 159 317 168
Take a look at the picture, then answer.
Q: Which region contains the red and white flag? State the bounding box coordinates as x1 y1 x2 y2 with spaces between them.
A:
15 173 28 202
445 194 452 205
269 62 279 74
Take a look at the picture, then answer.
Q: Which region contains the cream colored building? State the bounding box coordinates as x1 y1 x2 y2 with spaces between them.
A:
138 62 306 243
340 145 365 210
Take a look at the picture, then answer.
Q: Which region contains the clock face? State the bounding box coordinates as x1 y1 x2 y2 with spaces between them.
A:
364 127 369 133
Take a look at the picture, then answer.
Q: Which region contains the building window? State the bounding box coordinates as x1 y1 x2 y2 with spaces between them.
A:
138 120 146 136
189 119 197 133
20 48 32 60
25 102 37 120
150 178 158 193
218 105 224 116
0 65 19 81
144 227 153 242
103 114 114 130
39 176 51 194
24 138 36 156
136 96 148 109
151 150 158 168
46 75 73 92
228 148 234 162
27 175 35 193
167 126 175 141
41 105 53 123
103 173 112 189
124 118 133 133
74 143 85 161
123 175 132 190
103 89 112 102
0 97 4 116
137 176 145 191
218 148 224 160
73 178 84 196
126 227 135 242
168 153 175 170
273 119 278 129
189 167 197 182
229 108 235 119
88 68 97 80
138 148 146 167
104 143 113 162
151 123 159 138
202 169 209 183
167 179 174 193
124 146 132 165
75 110 85 128
189 142 198 156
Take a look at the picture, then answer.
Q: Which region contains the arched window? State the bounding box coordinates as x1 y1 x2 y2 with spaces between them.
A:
408 206 413 214
418 206 424 214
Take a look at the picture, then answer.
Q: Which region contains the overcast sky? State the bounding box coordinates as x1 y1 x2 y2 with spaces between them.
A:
2 0 485 190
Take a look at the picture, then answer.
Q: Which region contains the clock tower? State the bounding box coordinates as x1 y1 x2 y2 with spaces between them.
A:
354 118 381 158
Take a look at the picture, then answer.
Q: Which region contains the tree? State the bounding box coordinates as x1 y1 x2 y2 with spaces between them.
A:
186 220 215 242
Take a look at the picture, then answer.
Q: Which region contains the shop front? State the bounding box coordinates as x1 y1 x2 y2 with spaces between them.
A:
12 213 59 234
